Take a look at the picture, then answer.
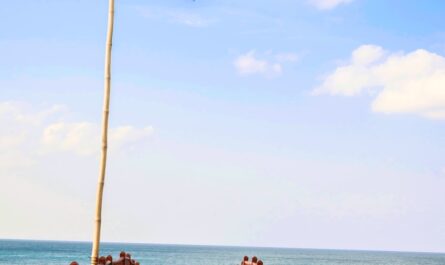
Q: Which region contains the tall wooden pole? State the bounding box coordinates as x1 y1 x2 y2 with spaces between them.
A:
91 0 115 264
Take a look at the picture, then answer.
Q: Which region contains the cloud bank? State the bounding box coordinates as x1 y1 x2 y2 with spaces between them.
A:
315 45 445 119
0 101 154 159
43 122 154 156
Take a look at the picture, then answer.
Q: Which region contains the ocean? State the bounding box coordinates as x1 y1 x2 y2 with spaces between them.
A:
0 240 444 265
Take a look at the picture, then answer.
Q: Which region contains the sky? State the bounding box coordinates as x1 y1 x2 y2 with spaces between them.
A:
1 0 445 253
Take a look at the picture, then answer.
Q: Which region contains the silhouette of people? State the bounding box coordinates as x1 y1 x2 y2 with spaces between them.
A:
70 251 139 265
241 255 263 265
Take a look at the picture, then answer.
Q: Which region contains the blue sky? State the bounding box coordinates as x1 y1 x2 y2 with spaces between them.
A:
1 0 445 253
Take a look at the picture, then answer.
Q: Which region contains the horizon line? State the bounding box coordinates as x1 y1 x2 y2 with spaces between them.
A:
1 238 444 256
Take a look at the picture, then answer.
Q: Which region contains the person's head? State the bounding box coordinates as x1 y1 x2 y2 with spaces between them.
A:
126 253 131 259
106 255 112 262
243 256 249 262
70 262 79 265
120 251 126 258
257 260 263 265
252 256 258 263
98 256 106 264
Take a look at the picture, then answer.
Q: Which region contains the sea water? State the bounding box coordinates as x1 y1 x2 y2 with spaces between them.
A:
0 239 444 265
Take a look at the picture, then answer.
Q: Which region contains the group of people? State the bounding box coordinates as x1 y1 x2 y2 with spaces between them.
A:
70 252 264 265
241 256 264 265
70 251 139 265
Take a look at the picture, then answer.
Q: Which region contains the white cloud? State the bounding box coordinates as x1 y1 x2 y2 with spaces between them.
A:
42 122 99 155
0 101 65 126
315 45 445 119
169 11 212 27
42 122 154 156
351 44 385 65
234 51 283 77
0 101 154 158
135 6 214 28
310 0 354 10
0 102 66 169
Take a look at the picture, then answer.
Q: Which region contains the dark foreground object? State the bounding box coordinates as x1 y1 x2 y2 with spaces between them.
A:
70 251 140 265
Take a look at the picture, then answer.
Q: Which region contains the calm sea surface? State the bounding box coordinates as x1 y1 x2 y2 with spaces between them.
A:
0 240 444 265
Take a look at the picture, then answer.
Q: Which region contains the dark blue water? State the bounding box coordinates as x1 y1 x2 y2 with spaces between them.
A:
0 240 444 265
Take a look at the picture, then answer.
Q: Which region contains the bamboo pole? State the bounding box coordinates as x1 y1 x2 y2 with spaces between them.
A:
91 0 115 264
